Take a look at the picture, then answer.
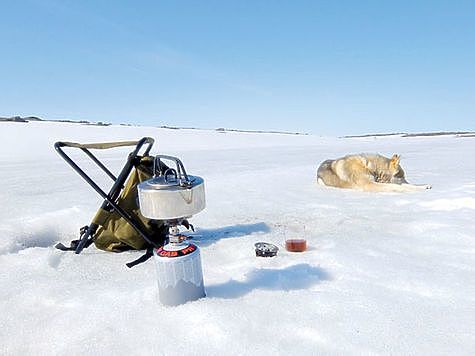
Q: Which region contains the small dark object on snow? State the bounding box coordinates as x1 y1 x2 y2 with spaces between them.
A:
254 242 279 257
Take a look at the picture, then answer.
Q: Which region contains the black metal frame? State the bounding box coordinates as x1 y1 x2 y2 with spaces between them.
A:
54 137 157 254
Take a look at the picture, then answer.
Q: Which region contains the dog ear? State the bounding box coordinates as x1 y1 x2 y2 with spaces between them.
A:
390 154 400 167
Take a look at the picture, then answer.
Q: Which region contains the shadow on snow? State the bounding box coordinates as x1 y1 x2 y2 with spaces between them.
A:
206 263 331 299
192 222 270 247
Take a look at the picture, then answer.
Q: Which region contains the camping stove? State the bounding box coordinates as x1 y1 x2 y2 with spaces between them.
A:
138 155 206 306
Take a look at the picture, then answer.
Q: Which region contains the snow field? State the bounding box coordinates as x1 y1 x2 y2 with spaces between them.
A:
0 122 474 355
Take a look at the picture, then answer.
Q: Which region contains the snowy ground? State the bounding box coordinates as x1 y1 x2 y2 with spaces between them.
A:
0 122 474 355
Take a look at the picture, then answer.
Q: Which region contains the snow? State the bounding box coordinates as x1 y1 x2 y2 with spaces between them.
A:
0 122 474 355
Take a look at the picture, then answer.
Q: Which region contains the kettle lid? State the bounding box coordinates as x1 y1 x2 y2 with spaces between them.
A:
145 176 180 189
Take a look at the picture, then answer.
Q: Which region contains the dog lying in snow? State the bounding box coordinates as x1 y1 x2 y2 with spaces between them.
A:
317 154 432 192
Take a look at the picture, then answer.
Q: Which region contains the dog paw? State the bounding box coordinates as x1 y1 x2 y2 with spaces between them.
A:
424 184 432 190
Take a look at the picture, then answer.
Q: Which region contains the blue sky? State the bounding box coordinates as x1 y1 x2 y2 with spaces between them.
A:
1 0 474 134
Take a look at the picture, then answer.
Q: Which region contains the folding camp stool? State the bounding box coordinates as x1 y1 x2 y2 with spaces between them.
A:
54 137 161 255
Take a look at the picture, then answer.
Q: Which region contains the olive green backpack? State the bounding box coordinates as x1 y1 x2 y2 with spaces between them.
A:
54 138 169 267
91 156 168 252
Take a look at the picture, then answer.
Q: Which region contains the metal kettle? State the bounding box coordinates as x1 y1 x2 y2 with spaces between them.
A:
137 155 206 221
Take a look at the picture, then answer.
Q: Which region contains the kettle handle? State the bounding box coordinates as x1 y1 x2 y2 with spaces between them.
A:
153 155 191 186
163 168 178 183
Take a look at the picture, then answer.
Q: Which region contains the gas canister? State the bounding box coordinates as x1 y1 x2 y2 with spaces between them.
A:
153 240 205 306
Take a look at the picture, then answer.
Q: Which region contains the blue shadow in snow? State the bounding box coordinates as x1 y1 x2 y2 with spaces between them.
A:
206 263 331 299
192 222 270 247
2 229 59 255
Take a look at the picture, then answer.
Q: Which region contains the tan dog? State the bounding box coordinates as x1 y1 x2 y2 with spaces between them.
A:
317 154 431 192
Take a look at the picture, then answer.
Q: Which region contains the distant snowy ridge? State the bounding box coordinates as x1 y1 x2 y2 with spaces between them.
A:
344 131 475 138
4 115 473 137
0 115 307 135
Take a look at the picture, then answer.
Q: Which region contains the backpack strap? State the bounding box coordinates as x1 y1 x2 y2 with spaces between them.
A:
55 225 95 252
55 240 80 251
125 247 154 268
